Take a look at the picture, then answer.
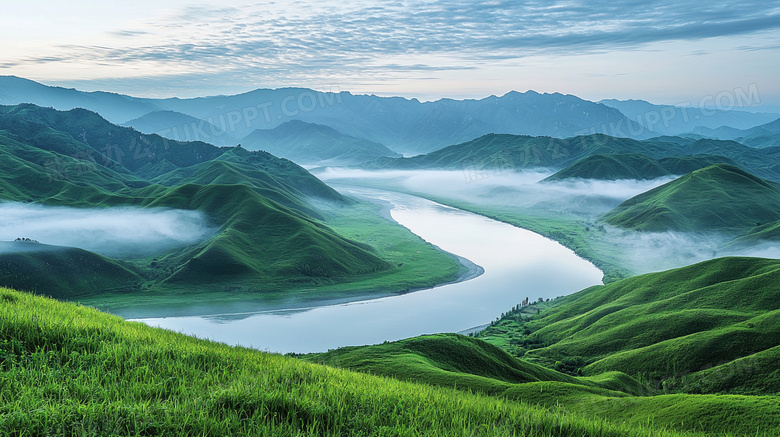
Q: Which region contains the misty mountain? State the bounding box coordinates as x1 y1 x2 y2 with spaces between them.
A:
122 110 242 146
603 164 780 233
240 120 401 166
600 98 778 136
0 103 392 296
693 117 780 149
544 153 737 181
361 132 780 182
0 76 159 124
1 76 648 156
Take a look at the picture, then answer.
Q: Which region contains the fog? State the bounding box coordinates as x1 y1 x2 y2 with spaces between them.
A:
0 202 216 258
318 168 780 275
317 168 675 217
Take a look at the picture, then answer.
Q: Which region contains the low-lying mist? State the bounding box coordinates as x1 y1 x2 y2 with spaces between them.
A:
0 202 217 258
318 168 780 275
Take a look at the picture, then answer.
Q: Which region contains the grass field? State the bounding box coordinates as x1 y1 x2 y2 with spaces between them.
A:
0 288 717 436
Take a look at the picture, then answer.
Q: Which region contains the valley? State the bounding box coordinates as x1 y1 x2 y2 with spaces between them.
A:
1 77 780 436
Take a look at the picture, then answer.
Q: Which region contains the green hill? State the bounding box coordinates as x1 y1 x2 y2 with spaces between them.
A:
602 164 780 232
0 242 141 299
544 154 670 181
0 287 716 437
241 120 400 166
479 257 780 396
360 132 780 182
0 104 467 300
304 331 780 436
545 154 737 181
142 183 390 287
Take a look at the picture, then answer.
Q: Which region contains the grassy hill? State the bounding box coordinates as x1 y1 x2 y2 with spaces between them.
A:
603 164 780 232
0 287 716 437
544 154 736 181
241 120 400 166
303 333 780 436
0 104 464 301
361 132 780 181
479 257 780 396
0 242 141 299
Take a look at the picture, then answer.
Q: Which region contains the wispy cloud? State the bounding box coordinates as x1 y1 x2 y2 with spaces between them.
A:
3 0 779 100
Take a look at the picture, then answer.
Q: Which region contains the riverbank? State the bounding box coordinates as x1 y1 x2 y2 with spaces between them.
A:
86 190 482 319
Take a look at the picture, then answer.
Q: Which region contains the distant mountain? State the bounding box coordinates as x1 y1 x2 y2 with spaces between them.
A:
544 153 736 181
240 120 400 166
600 98 778 136
0 76 649 156
0 76 158 124
123 110 241 146
602 164 780 232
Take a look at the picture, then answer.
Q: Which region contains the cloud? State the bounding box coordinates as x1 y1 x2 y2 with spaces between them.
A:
0 202 217 258
6 0 779 89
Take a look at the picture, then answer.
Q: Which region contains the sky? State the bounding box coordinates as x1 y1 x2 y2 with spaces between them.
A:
2 0 780 106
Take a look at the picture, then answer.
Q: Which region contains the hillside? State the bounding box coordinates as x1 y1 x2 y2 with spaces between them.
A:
602 164 780 232
0 287 712 437
361 132 780 182
544 154 736 181
544 154 670 181
0 104 471 298
479 256 780 396
3 287 778 436
240 120 400 165
0 241 141 299
304 332 780 435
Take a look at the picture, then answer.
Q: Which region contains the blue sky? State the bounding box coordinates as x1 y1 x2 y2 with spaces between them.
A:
2 0 780 106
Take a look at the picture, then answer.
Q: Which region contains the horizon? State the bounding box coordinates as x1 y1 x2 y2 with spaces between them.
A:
2 1 779 107
4 75 780 114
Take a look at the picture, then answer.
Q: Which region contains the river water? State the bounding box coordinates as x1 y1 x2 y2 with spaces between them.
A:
128 188 603 353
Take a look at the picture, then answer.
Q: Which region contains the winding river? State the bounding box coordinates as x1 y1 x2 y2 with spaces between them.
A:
128 188 603 354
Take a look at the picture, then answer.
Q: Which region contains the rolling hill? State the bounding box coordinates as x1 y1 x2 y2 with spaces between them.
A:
0 104 414 297
602 164 780 232
479 256 780 397
0 241 141 299
361 132 780 181
240 120 400 166
544 153 737 181
3 287 733 437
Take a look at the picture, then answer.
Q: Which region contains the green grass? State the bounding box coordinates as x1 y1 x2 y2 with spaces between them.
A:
603 164 780 232
479 257 780 395
0 103 465 304
0 288 703 436
303 333 780 436
544 153 736 181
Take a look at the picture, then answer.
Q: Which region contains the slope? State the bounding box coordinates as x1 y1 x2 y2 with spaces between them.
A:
0 287 703 437
479 257 780 395
602 164 780 232
544 154 737 181
241 120 400 165
0 241 141 299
